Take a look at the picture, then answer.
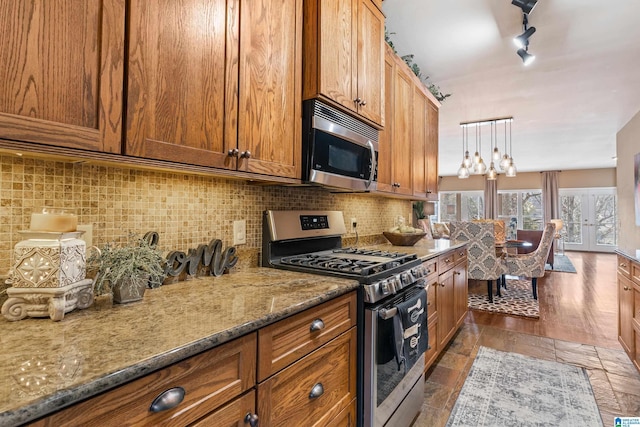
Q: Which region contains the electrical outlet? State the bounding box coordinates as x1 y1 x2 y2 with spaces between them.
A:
233 220 246 245
351 217 357 233
77 224 93 247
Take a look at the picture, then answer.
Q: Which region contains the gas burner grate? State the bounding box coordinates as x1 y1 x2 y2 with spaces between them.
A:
280 254 394 276
333 247 410 258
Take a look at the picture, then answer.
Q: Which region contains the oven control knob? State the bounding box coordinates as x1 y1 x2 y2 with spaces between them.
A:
389 276 400 292
380 280 390 295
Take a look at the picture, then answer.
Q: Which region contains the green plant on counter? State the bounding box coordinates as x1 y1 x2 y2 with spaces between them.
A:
88 233 165 297
385 29 452 103
413 201 427 219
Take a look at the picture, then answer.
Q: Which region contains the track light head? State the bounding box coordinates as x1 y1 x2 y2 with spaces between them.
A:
517 48 535 65
511 0 538 15
513 26 536 49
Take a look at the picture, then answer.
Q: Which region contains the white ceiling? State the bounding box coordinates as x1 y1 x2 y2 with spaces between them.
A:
383 0 640 176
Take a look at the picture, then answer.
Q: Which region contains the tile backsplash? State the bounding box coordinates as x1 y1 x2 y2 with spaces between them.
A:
0 154 411 274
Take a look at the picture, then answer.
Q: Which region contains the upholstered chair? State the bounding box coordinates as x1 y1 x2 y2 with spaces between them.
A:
449 221 507 303
472 219 506 244
505 222 556 300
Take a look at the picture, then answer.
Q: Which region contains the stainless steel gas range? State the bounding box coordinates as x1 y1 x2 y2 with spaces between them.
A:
262 210 430 427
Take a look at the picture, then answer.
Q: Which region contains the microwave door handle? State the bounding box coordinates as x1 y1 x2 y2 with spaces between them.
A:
366 140 376 189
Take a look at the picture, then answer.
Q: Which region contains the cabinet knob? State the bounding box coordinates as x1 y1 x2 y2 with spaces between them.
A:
439 282 445 287
244 413 259 427
309 382 324 399
624 286 630 291
149 387 185 413
227 148 239 157
354 97 362 104
620 263 627 268
444 258 451 263
393 182 400 188
310 318 325 332
454 271 461 275
240 150 251 159
360 99 367 106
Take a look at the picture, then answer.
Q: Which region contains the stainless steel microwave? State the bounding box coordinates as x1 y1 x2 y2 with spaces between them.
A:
302 99 378 192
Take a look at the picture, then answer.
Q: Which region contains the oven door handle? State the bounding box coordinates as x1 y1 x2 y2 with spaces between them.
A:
378 283 427 320
366 140 376 189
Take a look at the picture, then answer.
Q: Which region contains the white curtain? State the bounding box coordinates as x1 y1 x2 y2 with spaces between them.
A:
484 177 498 219
542 171 560 223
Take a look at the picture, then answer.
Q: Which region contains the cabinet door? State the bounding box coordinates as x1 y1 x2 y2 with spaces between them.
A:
453 258 468 328
190 390 256 427
412 87 428 198
390 68 413 196
126 0 239 168
0 0 125 153
426 100 439 201
437 268 456 349
238 0 302 179
376 49 395 193
355 0 384 126
619 273 635 356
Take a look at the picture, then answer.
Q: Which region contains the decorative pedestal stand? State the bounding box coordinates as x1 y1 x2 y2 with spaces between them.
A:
1 231 94 321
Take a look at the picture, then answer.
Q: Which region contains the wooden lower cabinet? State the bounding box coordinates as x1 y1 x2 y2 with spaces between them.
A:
29 291 358 426
257 329 357 427
425 246 468 372
30 333 257 426
617 253 640 373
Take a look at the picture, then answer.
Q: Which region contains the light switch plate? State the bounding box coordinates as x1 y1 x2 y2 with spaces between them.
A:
233 220 246 245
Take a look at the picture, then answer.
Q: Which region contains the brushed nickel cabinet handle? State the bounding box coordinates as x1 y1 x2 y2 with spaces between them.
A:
439 282 445 287
354 97 362 104
360 99 367 106
309 383 324 399
149 387 185 413
623 286 630 291
244 413 259 427
227 148 239 157
620 262 627 267
310 318 325 332
454 271 461 275
240 150 251 159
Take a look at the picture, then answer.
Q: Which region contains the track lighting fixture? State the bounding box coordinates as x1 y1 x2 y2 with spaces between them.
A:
515 14 536 65
511 0 538 15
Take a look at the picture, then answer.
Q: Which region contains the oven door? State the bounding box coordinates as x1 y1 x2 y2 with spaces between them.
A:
303 115 378 191
363 284 427 427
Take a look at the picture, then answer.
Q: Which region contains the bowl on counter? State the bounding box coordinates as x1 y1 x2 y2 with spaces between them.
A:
382 231 427 246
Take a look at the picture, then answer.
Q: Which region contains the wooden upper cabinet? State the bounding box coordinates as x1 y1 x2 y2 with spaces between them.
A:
125 0 239 169
0 0 125 153
412 87 428 199
390 68 413 196
303 0 384 128
237 0 302 179
376 51 395 193
426 100 439 200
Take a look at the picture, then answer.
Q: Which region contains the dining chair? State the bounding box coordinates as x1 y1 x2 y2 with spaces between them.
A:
472 219 506 244
449 221 507 303
504 222 556 300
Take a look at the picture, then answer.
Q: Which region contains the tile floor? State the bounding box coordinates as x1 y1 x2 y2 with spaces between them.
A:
413 323 640 426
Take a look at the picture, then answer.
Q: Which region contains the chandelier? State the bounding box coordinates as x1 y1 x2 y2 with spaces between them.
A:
458 117 516 179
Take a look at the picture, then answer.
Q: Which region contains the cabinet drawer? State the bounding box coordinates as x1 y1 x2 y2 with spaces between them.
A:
190 390 255 427
33 333 256 427
257 329 357 427
258 291 357 381
632 261 640 285
327 398 357 427
618 255 631 278
454 247 467 265
438 251 456 274
423 258 438 280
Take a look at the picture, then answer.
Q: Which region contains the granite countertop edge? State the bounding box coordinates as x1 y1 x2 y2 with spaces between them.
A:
615 248 640 263
1 273 358 426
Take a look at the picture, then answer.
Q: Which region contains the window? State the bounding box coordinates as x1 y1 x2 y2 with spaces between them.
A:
438 192 484 222
497 190 542 232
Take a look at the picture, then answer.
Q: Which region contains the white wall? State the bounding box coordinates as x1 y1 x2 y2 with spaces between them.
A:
617 109 640 249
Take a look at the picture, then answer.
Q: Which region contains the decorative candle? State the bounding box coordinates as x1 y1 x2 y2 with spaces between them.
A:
30 208 78 232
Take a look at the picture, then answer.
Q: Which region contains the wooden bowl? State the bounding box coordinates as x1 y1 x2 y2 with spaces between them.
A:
382 231 427 246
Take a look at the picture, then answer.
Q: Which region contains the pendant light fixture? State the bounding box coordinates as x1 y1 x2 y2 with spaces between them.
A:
457 125 470 179
487 122 498 180
459 117 514 179
505 120 517 177
476 124 487 174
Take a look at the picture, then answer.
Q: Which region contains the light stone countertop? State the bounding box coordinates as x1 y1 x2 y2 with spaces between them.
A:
0 268 359 426
615 247 640 263
364 237 464 261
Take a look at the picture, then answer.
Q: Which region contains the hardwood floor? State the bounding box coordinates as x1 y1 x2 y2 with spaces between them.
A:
413 251 640 426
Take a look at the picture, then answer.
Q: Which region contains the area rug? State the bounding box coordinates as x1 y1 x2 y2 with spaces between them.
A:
468 278 539 319
446 346 603 427
546 254 577 273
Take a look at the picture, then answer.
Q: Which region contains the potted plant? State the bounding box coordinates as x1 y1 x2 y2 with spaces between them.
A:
412 201 433 237
88 234 165 304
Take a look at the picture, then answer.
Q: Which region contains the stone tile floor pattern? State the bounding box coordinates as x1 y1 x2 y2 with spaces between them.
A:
413 324 640 427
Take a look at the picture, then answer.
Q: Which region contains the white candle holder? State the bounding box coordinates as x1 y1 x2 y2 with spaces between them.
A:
2 231 94 321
